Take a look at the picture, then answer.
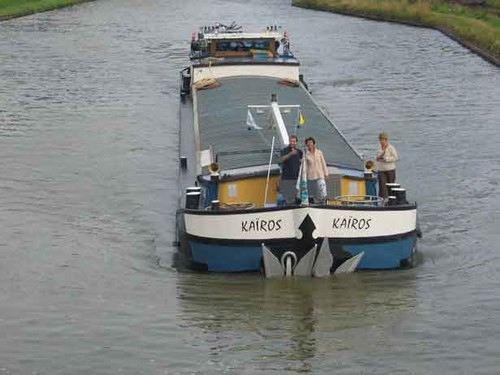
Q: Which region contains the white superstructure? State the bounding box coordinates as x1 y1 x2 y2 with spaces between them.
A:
190 25 299 82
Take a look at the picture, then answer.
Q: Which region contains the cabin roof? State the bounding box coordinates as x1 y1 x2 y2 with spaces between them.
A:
195 76 363 172
203 32 283 40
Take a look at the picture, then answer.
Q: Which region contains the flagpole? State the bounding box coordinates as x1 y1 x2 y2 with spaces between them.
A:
263 136 275 207
295 108 308 205
300 147 309 205
296 108 305 141
296 108 301 139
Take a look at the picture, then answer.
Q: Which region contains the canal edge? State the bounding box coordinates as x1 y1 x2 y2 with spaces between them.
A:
0 0 95 22
292 3 500 68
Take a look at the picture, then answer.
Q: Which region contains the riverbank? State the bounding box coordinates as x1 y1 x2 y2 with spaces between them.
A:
292 0 500 66
0 0 94 21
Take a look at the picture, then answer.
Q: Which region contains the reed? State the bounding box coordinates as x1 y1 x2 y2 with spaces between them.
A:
293 0 500 64
0 0 93 20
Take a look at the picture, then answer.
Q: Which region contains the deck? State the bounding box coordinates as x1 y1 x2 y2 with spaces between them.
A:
195 76 363 173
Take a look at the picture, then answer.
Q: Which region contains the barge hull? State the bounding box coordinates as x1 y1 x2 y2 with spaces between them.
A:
180 232 417 272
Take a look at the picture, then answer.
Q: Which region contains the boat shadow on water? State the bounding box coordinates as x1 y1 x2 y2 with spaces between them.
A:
175 271 418 367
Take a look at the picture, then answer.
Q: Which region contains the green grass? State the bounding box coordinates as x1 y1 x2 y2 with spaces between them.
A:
0 0 93 20
293 0 500 64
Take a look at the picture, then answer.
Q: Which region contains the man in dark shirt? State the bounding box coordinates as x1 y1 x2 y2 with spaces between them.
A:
280 134 303 205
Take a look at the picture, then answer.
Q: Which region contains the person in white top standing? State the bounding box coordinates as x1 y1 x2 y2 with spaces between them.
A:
304 137 329 204
376 132 399 199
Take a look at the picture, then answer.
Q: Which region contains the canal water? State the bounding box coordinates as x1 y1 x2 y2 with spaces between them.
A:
0 0 499 373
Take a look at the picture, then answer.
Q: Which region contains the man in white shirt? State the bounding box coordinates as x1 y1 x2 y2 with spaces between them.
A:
376 132 399 199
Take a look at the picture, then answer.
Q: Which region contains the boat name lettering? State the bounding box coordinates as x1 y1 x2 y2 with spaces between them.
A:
332 217 371 230
241 218 282 232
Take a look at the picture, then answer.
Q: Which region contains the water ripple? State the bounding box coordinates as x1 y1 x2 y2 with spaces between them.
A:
0 0 499 373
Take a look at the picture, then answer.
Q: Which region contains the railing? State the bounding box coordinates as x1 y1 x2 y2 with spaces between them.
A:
205 202 255 211
330 195 384 207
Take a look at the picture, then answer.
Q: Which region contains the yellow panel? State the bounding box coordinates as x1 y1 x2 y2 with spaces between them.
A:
218 176 280 208
340 177 366 197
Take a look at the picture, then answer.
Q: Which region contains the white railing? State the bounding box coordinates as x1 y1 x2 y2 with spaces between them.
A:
332 195 384 207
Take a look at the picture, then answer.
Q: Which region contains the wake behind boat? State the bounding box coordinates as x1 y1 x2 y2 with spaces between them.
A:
176 23 418 277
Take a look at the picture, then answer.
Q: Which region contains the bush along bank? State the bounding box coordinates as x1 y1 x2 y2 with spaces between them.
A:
292 0 500 66
0 0 94 21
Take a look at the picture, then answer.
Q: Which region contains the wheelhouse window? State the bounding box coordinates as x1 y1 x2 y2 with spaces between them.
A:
215 39 271 52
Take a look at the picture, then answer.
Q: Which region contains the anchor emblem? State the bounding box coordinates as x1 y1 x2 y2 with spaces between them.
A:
261 214 364 277
296 214 316 242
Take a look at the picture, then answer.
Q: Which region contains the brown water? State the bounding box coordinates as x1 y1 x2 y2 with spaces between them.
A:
0 0 499 373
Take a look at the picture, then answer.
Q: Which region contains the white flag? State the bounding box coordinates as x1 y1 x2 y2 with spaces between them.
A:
246 110 262 130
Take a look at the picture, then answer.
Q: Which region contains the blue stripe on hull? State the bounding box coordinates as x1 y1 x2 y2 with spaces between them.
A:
343 236 416 269
189 241 262 272
187 235 417 272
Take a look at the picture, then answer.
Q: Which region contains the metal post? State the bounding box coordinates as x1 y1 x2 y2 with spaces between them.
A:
270 98 289 147
263 136 275 206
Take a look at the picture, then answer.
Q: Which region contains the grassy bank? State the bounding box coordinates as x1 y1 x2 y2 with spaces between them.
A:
293 0 500 65
0 0 93 21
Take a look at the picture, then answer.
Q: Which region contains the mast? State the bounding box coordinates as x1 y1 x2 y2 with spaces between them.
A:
270 94 290 146
248 94 301 147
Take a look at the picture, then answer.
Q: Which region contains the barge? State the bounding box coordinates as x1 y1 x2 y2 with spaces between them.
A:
176 23 418 276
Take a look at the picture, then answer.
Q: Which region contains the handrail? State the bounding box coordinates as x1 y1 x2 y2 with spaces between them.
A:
332 195 383 207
